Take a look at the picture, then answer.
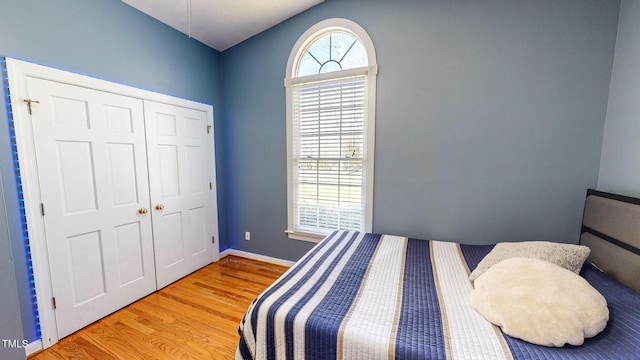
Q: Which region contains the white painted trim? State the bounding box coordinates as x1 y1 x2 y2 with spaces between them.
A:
219 248 231 258
206 104 220 263
220 249 295 268
284 229 324 243
5 57 219 349
6 58 211 110
6 58 59 348
24 339 43 357
285 66 370 87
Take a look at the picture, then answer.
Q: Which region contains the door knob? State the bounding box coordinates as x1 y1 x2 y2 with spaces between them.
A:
138 208 148 215
155 204 165 210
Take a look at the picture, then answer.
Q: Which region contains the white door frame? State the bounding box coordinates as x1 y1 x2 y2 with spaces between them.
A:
5 58 220 349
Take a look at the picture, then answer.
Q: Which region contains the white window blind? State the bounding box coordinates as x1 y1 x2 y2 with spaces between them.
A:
291 75 367 235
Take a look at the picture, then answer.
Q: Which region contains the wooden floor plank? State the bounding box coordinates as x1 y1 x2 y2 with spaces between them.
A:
29 256 288 360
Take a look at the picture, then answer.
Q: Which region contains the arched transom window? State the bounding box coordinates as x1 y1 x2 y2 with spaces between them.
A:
296 31 368 76
285 19 377 242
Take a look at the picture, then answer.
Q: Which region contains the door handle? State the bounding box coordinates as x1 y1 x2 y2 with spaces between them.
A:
155 204 165 211
138 208 148 215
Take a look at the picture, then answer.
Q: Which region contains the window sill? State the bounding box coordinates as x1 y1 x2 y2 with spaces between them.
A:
285 230 326 243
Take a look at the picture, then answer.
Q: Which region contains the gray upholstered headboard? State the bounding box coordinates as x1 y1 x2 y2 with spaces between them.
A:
580 189 640 293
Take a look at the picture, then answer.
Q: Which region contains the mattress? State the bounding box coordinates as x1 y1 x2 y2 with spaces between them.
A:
236 231 640 359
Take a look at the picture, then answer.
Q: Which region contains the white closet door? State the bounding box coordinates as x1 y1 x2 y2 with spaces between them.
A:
144 100 215 288
27 77 157 338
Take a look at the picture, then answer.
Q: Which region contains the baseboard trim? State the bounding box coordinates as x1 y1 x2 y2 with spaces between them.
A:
220 249 295 267
25 339 43 357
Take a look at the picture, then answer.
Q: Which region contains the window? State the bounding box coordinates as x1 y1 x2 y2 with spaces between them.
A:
285 19 377 242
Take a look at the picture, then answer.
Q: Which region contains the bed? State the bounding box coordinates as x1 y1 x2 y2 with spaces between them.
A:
236 189 640 359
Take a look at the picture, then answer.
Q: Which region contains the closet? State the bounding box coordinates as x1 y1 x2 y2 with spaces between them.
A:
6 58 219 344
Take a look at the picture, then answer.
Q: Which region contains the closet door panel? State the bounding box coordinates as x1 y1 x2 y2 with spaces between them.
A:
107 143 140 206
114 221 146 286
27 77 156 339
145 100 214 289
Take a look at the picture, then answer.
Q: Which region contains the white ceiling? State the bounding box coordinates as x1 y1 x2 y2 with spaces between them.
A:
122 0 324 52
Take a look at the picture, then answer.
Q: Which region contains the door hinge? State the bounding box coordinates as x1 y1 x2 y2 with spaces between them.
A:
23 99 40 115
52 297 57 310
211 236 215 244
40 203 45 216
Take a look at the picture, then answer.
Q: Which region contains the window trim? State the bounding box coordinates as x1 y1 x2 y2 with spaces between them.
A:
285 18 377 242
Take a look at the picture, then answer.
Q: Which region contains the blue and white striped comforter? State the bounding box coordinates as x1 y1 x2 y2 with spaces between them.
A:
236 231 640 360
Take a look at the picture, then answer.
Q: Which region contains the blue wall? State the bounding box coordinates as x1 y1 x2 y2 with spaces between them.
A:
598 0 640 197
221 0 620 261
0 171 24 360
0 0 225 343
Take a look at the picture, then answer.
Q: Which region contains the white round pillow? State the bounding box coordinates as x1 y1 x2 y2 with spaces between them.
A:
470 257 609 347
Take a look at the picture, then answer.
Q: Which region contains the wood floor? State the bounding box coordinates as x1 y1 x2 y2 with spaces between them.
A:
29 256 289 360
